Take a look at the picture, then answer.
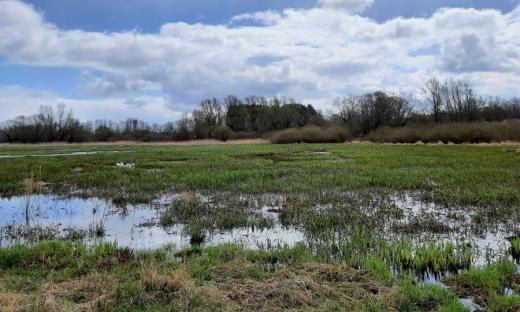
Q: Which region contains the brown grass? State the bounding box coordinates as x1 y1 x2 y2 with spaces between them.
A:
0 139 269 148
0 292 32 312
207 261 397 311
270 126 352 144
366 121 520 144
178 192 199 206
139 261 195 294
39 274 115 311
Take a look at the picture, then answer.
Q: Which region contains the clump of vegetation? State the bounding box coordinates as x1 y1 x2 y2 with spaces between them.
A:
392 215 452 234
337 232 472 276
443 260 517 307
510 237 520 260
211 126 236 141
366 121 520 144
159 193 275 236
397 276 467 312
270 126 352 144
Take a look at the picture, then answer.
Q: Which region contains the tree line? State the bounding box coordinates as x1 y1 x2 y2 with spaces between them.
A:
1 78 519 143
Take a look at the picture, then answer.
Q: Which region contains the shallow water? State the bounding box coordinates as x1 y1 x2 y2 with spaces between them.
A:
0 194 304 250
391 193 516 265
0 150 128 158
0 191 516 264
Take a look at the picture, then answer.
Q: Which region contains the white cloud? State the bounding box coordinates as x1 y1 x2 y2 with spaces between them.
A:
230 10 283 26
0 0 519 122
317 0 374 14
0 86 182 123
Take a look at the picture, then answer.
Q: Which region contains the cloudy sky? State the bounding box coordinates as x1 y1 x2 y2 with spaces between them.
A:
0 0 519 123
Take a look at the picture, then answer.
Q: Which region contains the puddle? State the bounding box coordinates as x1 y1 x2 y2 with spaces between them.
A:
115 162 135 169
0 150 129 159
459 298 482 312
0 194 304 250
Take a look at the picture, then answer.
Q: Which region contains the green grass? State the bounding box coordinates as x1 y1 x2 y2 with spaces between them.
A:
0 143 519 207
444 260 518 308
398 276 468 312
510 237 520 260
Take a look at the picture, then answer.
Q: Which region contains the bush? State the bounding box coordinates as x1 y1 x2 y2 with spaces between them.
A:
270 126 352 144
366 121 520 144
211 126 236 141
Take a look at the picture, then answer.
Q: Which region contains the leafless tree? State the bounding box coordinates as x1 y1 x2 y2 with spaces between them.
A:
422 78 443 123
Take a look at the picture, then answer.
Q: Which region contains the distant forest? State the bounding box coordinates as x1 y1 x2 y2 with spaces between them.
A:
1 77 519 143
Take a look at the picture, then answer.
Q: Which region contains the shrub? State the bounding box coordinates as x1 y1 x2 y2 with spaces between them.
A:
211 126 236 141
366 121 520 144
270 126 352 144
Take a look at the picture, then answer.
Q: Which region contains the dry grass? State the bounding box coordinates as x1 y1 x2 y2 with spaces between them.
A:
21 178 48 192
0 292 32 312
0 139 269 148
178 192 199 206
208 261 396 311
39 273 115 312
270 126 352 144
139 261 195 294
366 121 520 144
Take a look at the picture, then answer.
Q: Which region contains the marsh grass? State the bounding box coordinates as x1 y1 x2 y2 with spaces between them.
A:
1 144 519 209
397 275 467 312
443 260 519 310
510 237 520 261
159 192 276 238
1 144 520 309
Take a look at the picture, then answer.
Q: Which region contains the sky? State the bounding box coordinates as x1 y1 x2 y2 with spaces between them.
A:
0 0 519 123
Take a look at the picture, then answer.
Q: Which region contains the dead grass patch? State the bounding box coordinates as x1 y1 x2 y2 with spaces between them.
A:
140 261 195 294
39 274 115 311
21 178 48 192
0 292 32 312
209 262 396 311
178 192 199 206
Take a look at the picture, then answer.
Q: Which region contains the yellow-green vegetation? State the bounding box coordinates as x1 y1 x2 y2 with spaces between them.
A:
443 260 520 311
510 237 520 260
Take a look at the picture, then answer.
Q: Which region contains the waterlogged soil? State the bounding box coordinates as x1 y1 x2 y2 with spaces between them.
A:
0 191 518 265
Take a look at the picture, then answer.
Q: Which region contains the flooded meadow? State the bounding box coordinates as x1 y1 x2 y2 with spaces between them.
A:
1 143 519 311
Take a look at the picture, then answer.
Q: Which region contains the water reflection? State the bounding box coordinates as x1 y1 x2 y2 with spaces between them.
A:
0 194 304 250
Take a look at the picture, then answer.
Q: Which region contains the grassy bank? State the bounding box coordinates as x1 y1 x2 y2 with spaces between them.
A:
0 240 495 312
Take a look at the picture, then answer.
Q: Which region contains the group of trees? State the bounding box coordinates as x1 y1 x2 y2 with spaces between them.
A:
0 104 89 143
224 96 323 133
333 91 413 136
421 78 520 123
1 77 519 143
0 96 325 143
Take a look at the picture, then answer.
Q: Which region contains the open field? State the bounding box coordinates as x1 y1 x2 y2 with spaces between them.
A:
1 143 520 311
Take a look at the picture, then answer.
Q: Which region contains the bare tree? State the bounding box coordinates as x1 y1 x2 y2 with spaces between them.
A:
37 105 55 142
422 78 443 123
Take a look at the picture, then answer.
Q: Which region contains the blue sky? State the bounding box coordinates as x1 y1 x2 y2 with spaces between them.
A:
22 0 519 30
1 0 519 122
